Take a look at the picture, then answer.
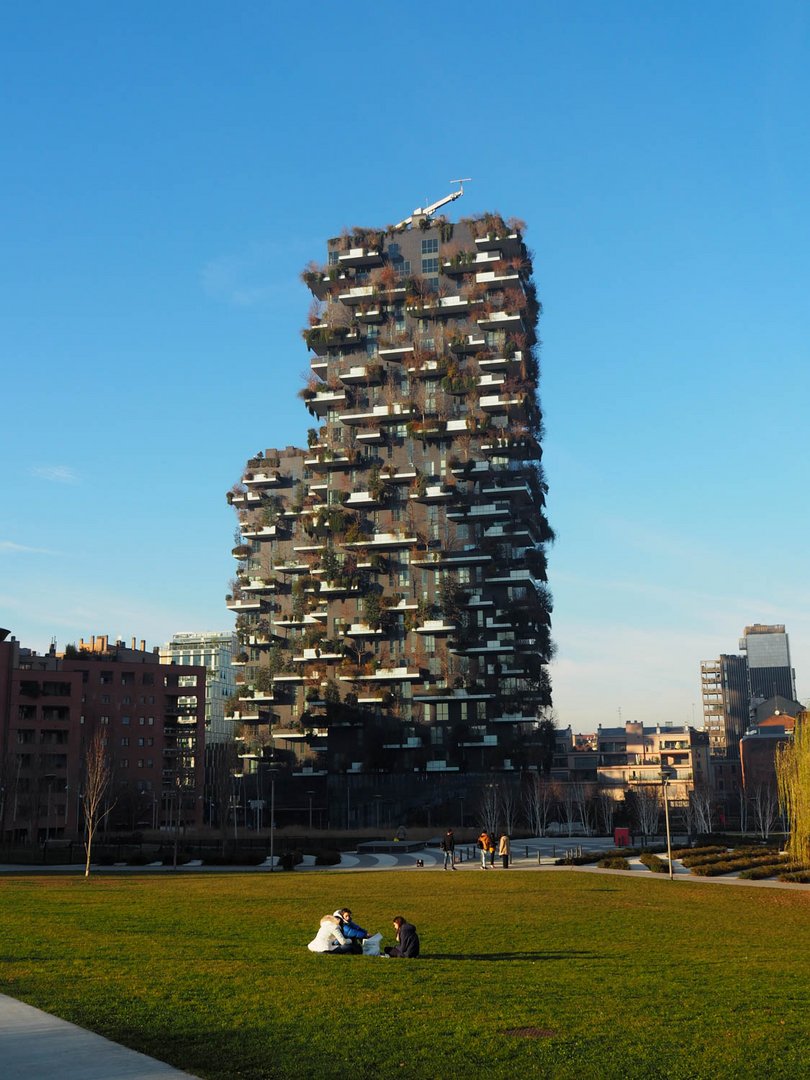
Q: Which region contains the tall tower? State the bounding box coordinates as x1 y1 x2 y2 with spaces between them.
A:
225 202 553 782
739 624 796 704
700 654 748 758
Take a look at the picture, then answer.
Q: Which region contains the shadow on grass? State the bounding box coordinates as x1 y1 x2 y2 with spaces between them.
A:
422 950 598 961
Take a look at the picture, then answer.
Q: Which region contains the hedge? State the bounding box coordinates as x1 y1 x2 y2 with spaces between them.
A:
639 852 669 873
597 857 631 870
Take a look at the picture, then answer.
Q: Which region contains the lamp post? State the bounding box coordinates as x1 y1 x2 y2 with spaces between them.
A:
269 763 277 872
307 789 315 832
661 767 674 880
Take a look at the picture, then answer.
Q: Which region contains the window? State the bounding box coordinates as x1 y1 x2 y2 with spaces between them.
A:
122 716 130 725
421 238 438 255
121 737 130 747
421 257 439 275
328 250 339 265
142 673 154 685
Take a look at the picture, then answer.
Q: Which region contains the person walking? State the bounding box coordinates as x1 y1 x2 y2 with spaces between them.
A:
477 830 492 869
498 833 511 869
440 828 456 870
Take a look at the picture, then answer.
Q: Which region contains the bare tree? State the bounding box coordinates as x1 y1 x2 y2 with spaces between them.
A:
573 782 597 836
559 783 577 837
689 786 713 836
750 783 779 842
596 787 617 837
523 774 556 836
498 783 519 835
478 785 499 836
634 785 661 842
82 728 115 878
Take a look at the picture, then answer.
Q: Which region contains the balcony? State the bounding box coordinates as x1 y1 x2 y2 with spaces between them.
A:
309 390 347 416
338 284 376 306
304 451 354 471
341 402 413 426
344 623 384 638
339 364 379 384
475 270 522 288
231 490 263 508
226 597 262 611
415 619 456 634
478 311 525 335
345 490 380 508
338 247 384 268
474 232 522 257
480 392 525 412
241 523 281 540
478 373 506 391
304 324 363 356
447 502 510 521
409 484 455 503
243 471 281 488
344 532 417 550
479 350 523 373
449 333 487 355
339 666 421 683
292 648 343 662
240 579 276 594
378 344 414 361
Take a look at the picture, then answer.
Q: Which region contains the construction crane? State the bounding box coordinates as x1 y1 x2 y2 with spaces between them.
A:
394 178 471 230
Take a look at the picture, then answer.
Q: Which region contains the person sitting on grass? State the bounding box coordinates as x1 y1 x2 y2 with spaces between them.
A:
333 907 368 954
307 915 353 954
383 915 420 958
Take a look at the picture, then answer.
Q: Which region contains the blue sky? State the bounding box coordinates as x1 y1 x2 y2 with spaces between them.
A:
2 2 809 730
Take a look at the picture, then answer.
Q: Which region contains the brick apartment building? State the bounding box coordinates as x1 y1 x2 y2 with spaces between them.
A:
0 630 205 842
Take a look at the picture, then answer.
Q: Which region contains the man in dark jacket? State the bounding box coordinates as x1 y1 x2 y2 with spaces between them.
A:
384 915 420 958
440 828 456 870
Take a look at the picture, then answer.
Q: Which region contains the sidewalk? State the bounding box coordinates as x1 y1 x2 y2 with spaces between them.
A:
0 994 198 1079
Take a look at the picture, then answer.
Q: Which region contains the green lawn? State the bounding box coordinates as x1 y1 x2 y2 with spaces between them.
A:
1 870 808 1079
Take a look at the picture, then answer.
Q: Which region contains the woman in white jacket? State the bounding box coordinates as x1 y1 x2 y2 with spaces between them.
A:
307 914 351 953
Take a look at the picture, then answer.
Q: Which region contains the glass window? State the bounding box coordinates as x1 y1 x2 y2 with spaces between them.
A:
421 238 439 254
421 257 439 274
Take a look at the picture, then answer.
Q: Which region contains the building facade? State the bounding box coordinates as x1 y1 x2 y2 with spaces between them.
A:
700 654 748 758
740 624 796 706
160 631 237 745
0 631 205 842
225 205 553 784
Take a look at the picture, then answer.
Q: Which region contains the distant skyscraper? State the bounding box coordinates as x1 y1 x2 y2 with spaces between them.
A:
160 631 237 744
739 624 796 705
700 654 748 759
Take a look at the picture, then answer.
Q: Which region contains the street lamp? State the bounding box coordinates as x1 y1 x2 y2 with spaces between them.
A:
268 762 278 872
661 767 675 880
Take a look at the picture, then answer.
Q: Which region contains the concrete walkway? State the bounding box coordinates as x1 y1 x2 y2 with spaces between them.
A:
0 994 198 1079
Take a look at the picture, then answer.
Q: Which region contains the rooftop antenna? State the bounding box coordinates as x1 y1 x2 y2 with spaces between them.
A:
395 178 472 230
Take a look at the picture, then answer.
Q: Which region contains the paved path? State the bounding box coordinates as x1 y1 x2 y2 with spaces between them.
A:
0 994 198 1079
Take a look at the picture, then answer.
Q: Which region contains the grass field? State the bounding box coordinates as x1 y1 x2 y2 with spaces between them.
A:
1 869 808 1079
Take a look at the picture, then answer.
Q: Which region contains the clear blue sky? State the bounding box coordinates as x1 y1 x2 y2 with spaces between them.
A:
2 2 809 731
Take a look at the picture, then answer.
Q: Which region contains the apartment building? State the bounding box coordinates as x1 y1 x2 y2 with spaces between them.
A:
160 631 237 744
700 654 748 758
595 721 710 802
225 199 553 782
0 630 205 841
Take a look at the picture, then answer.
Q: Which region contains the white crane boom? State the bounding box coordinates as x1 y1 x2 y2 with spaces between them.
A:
394 178 471 230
